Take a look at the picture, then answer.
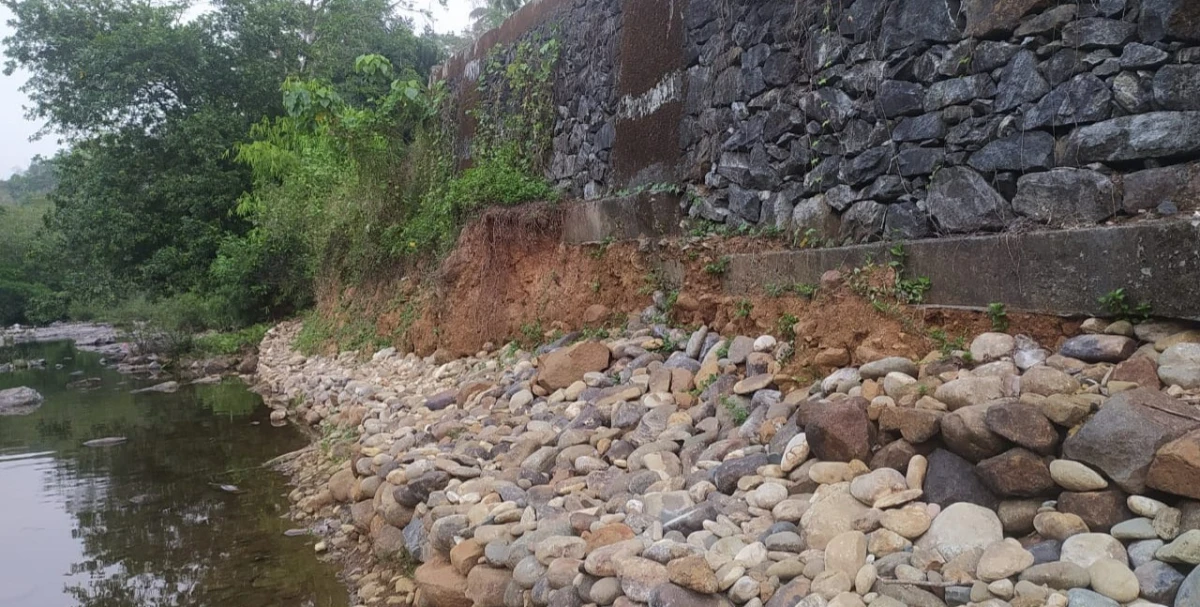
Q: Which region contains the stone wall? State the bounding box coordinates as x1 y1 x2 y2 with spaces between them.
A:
435 0 1200 245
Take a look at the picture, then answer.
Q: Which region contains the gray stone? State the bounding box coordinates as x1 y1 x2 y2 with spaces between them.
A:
1155 65 1200 112
879 80 926 117
0 386 43 415
963 0 1052 38
1023 74 1111 129
840 200 887 243
924 74 996 112
880 0 963 52
1120 43 1170 69
1159 343 1200 389
1065 588 1119 607
894 113 946 142
1135 560 1185 604
884 203 933 240
1061 112 1200 164
927 167 1010 233
916 502 1003 561
1015 4 1077 37
897 147 945 178
1178 563 1200 607
1012 168 1118 226
1112 71 1155 114
1140 0 1200 43
1122 161 1200 213
840 145 894 187
995 50 1050 112
1063 389 1200 494
1061 18 1137 48
924 448 999 509
792 195 841 241
968 131 1055 173
1059 334 1137 363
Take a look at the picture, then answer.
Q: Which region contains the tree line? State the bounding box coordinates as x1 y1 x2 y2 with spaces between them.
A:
0 0 538 334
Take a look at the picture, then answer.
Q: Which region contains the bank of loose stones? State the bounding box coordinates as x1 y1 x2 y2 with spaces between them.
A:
258 312 1200 607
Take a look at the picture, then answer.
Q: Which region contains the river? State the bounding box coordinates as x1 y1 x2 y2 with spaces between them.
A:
0 340 348 607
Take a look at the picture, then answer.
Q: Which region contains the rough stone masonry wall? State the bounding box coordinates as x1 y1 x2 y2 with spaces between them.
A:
435 0 1200 246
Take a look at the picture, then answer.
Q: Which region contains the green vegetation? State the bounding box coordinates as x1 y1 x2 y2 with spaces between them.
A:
704 256 732 276
721 396 750 425
987 302 1009 332
733 298 754 320
0 0 560 353
1098 288 1153 322
777 313 799 341
193 325 270 356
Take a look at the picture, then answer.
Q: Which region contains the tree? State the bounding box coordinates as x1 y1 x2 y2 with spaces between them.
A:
1 0 444 324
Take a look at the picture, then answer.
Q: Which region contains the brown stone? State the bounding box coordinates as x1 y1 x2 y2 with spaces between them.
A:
1147 429 1200 500
976 448 1056 497
450 539 485 576
805 399 875 462
585 523 637 553
583 304 611 325
963 0 1051 37
942 403 1011 462
465 566 511 607
415 556 472 607
1111 356 1161 390
815 348 851 367
537 341 612 390
1058 489 1133 533
880 407 943 444
984 401 1060 455
667 555 719 594
870 439 918 473
328 467 356 503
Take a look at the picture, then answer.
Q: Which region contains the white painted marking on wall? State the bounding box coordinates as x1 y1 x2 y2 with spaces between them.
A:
617 71 683 121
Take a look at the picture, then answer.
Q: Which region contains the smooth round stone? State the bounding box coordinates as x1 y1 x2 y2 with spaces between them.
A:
1061 533 1128 568
1049 460 1108 491
880 505 933 539
978 538 1035 582
1066 588 1120 607
1128 539 1165 569
764 531 804 553
1111 517 1159 541
1087 558 1139 603
1034 512 1090 541
1128 496 1168 518
752 483 788 510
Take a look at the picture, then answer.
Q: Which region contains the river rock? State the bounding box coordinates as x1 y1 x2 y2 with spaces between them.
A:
1148 429 1200 499
1050 460 1108 492
1158 343 1200 389
1135 560 1184 605
934 376 1005 411
614 556 669 602
537 341 612 391
1062 389 1200 494
923 448 999 509
1034 511 1090 541
977 448 1055 497
1157 530 1200 565
917 502 1003 561
0 387 43 415
805 400 873 462
667 555 718 594
1058 490 1133 533
1061 533 1128 569
941 404 1010 462
978 538 1035 582
1019 561 1091 590
1087 558 1139 603
1059 335 1137 363
984 402 1059 455
860 357 919 380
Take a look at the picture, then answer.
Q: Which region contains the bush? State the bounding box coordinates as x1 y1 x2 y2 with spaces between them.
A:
193 324 269 356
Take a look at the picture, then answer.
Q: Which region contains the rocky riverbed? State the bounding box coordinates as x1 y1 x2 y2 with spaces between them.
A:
256 297 1200 607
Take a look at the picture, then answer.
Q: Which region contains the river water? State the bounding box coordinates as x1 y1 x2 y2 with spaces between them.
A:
0 341 348 607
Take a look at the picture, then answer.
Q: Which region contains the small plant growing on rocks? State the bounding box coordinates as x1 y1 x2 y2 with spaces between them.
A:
988 302 1009 332
721 396 750 425
764 283 787 297
793 283 818 298
589 236 614 259
704 256 732 276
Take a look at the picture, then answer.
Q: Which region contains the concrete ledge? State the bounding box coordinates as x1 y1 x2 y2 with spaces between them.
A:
562 192 684 244
721 220 1200 320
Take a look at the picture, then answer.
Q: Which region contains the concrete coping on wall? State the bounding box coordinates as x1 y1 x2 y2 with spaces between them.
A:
561 195 1200 319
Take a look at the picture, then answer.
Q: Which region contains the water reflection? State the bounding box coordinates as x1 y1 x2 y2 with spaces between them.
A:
0 342 347 607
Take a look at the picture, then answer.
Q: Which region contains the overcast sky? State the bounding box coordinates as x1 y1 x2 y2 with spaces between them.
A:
0 1 473 178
